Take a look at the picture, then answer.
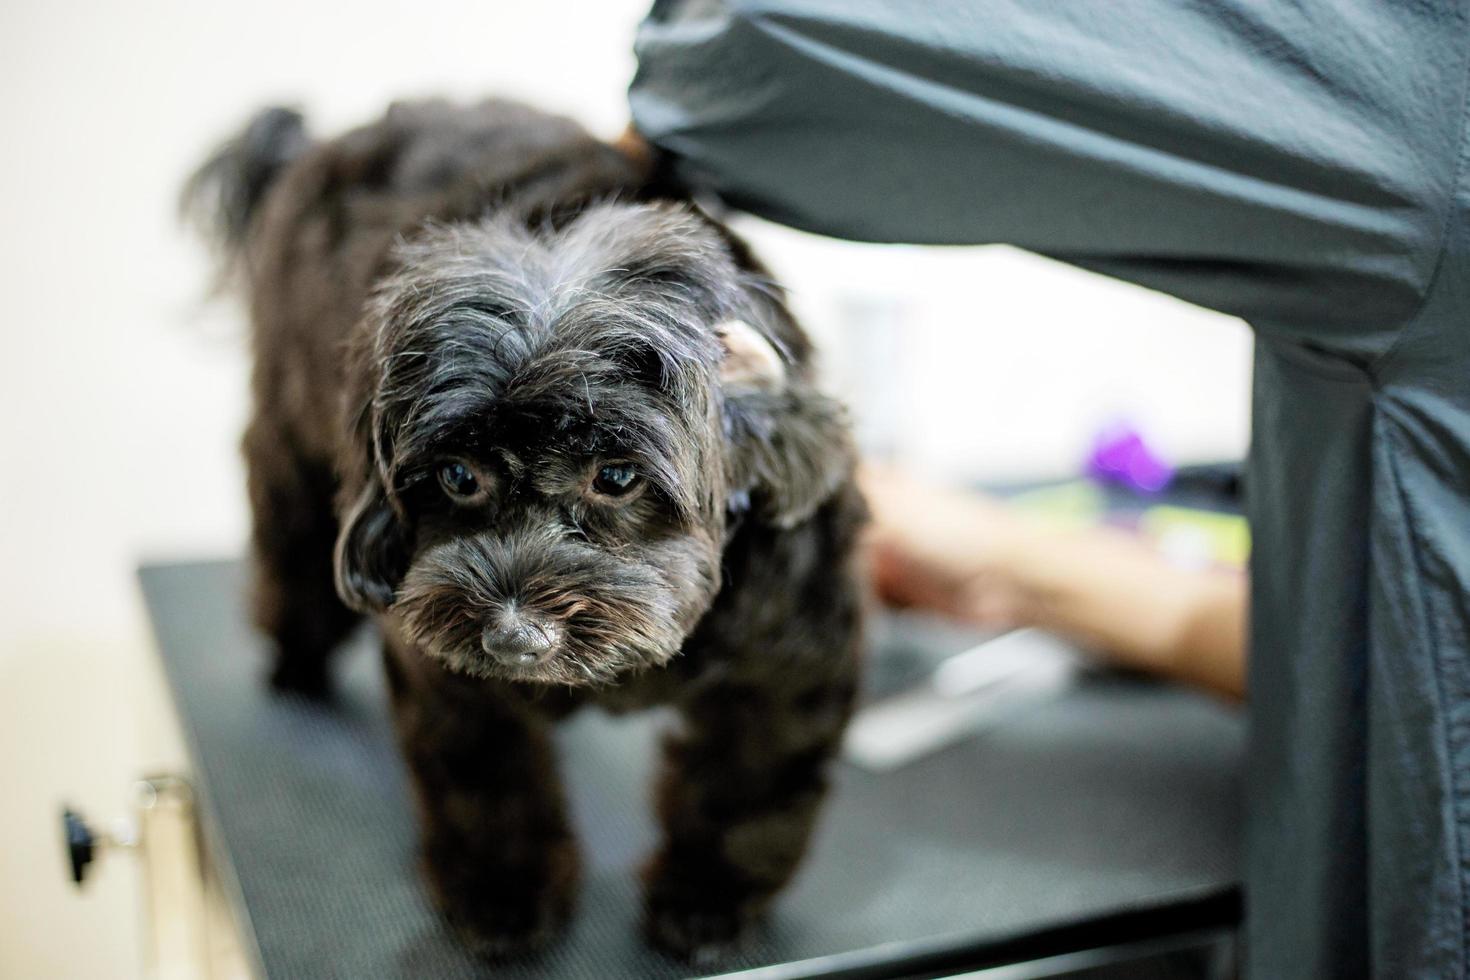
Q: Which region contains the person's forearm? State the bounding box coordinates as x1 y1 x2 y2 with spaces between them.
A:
862 467 1247 700
999 524 1247 700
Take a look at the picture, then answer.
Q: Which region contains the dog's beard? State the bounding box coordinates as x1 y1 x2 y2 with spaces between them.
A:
393 529 716 686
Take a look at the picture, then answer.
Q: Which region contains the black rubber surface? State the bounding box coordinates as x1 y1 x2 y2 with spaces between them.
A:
139 559 1242 979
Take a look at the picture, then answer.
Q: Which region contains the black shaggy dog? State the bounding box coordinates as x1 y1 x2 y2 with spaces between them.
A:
184 99 864 961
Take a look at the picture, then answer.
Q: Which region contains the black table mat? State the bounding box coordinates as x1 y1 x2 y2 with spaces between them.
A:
139 559 1243 979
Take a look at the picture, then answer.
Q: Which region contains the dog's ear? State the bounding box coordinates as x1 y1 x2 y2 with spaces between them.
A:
718 318 853 528
334 479 411 613
333 319 414 613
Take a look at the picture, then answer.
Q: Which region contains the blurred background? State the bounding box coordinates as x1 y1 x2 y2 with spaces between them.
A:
0 1 1250 976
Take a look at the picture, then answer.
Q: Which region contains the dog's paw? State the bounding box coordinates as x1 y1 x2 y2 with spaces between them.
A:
643 893 755 964
424 836 579 961
267 653 332 700
437 887 572 961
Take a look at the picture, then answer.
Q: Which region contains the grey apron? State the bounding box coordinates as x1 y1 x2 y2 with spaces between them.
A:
630 2 1470 975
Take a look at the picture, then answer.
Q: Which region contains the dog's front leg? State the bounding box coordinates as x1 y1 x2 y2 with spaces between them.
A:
382 642 579 959
644 655 859 961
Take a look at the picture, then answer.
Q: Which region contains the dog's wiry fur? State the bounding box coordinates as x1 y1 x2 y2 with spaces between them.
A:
185 98 864 961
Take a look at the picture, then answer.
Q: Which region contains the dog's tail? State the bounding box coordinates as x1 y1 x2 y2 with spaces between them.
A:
180 106 311 281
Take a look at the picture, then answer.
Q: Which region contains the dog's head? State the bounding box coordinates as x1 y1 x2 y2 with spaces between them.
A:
333 201 851 685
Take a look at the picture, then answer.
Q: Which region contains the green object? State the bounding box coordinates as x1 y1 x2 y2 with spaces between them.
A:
632 5 1470 976
1140 505 1251 569
1006 480 1108 527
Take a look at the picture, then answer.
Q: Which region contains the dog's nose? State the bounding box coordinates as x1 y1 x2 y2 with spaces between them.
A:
481 610 560 668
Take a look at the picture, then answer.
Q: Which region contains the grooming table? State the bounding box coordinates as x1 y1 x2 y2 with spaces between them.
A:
140 557 1243 979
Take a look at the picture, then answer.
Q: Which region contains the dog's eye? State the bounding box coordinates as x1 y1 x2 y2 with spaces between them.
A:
591 463 640 497
437 460 482 502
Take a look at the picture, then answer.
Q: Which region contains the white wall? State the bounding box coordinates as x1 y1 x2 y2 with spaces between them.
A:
0 2 1251 976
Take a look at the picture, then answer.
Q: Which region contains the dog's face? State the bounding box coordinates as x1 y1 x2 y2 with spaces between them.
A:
332 202 849 685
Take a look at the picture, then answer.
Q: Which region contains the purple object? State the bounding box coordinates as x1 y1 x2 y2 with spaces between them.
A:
1086 423 1175 493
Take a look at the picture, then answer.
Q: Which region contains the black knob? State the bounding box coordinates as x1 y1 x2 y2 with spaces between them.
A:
61 807 94 885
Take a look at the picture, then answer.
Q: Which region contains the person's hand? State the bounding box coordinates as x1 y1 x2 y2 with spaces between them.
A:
613 123 656 177
859 464 1247 700
861 464 1044 630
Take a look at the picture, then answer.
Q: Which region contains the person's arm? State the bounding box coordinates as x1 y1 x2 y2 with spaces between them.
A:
988 519 1247 701
862 467 1246 701
630 0 1463 351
